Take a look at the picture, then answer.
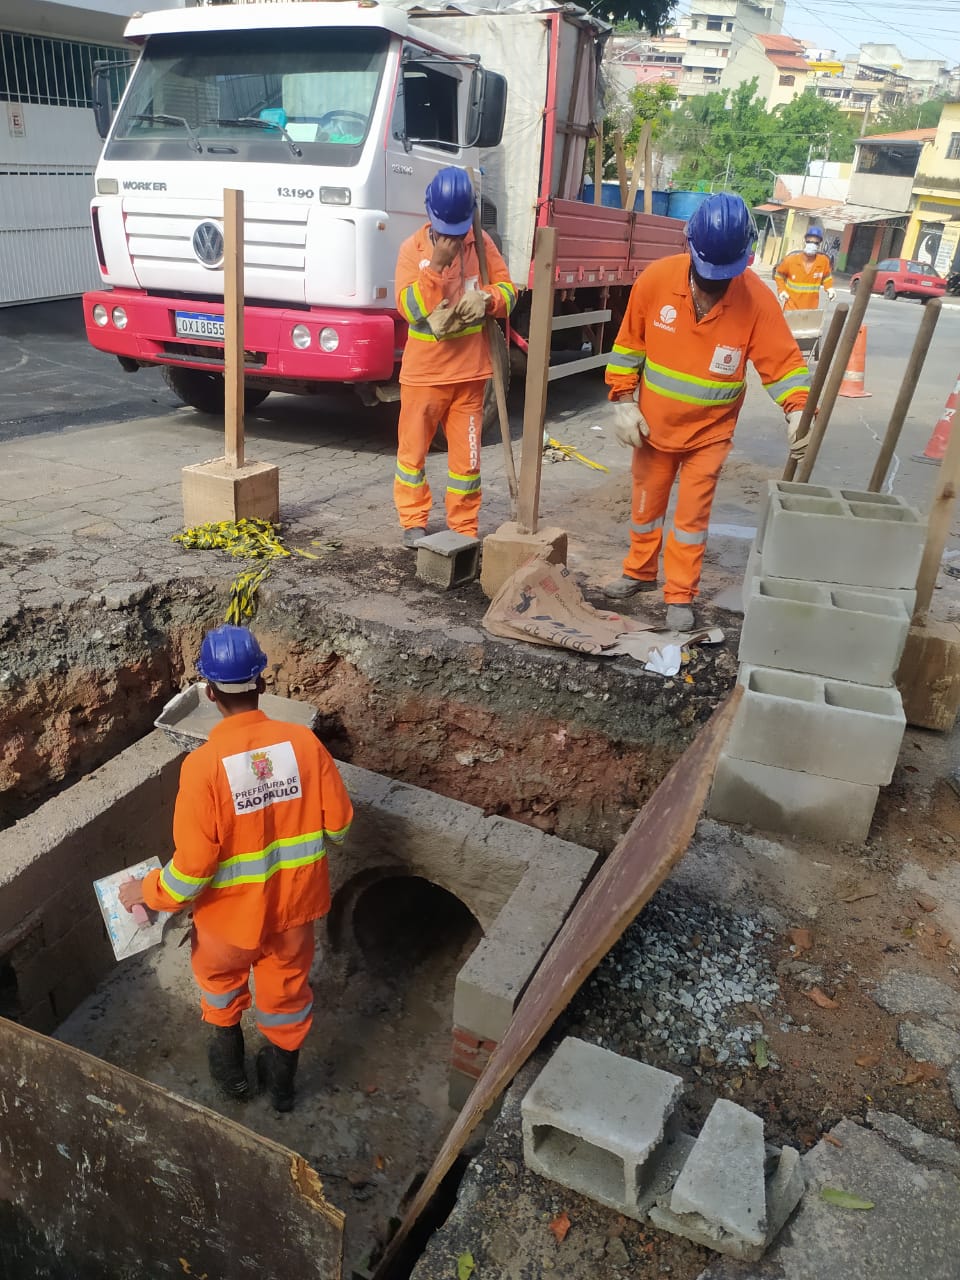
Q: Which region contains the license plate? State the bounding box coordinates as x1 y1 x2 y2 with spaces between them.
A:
175 311 225 340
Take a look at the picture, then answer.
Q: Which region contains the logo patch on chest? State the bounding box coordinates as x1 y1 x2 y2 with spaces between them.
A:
222 741 302 814
709 345 742 376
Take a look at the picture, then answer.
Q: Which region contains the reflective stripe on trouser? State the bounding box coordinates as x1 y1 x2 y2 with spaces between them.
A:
624 437 733 603
191 921 316 1051
394 379 486 536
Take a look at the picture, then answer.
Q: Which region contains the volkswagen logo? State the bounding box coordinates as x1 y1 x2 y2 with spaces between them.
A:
192 221 224 269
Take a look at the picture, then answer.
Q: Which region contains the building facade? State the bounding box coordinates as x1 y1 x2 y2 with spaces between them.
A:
679 0 785 100
720 32 809 109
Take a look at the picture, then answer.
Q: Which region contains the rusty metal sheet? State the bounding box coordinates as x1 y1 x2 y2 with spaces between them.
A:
0 1019 344 1279
375 687 741 1278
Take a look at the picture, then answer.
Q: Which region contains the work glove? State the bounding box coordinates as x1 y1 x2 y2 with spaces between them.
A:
778 291 790 306
826 288 837 301
612 399 649 449
426 299 462 338
452 289 489 325
786 410 811 461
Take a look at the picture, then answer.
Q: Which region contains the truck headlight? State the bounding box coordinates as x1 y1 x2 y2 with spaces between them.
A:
319 327 340 352
291 324 311 350
112 307 128 329
93 304 109 327
319 188 351 206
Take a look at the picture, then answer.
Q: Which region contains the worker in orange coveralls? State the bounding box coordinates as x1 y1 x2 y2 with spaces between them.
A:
602 192 811 630
775 225 837 310
393 166 517 547
119 625 352 1113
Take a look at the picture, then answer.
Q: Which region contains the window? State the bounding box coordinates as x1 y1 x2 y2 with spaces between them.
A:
726 21 734 30
706 17 723 30
0 29 129 108
947 132 960 161
856 144 921 178
779 74 795 86
401 63 459 151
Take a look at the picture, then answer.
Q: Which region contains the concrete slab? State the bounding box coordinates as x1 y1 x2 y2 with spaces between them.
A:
479 522 567 600
521 1037 684 1219
670 1100 768 1247
696 1119 960 1280
897 1019 960 1067
871 970 960 1019
866 1111 960 1172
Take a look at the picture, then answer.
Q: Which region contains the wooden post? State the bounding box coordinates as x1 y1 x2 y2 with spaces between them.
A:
625 132 644 214
613 130 628 208
867 297 941 492
913 415 960 626
641 121 653 215
516 227 558 535
471 202 518 515
223 187 245 470
593 119 603 206
781 305 847 482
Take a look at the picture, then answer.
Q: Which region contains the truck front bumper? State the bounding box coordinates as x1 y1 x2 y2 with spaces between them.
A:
83 289 400 383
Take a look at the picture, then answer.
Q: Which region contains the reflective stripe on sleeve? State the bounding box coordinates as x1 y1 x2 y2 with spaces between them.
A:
210 832 326 890
764 365 811 405
159 862 213 903
324 820 351 845
395 461 426 489
496 282 518 313
606 343 645 378
256 999 314 1028
399 282 430 325
672 525 709 546
643 358 745 406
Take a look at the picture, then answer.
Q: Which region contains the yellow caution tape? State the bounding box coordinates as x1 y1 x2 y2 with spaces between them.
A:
545 437 608 472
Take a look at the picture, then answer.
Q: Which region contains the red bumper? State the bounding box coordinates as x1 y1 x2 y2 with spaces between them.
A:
83 289 400 383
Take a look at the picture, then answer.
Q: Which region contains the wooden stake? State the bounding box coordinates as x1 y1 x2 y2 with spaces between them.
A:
781 305 847 482
625 129 645 214
593 119 603 205
471 203 518 515
913 405 960 625
223 188 245 470
516 227 558 536
613 129 628 208
867 297 941 492
642 120 653 215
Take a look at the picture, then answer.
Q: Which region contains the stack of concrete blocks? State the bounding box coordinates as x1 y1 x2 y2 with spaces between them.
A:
521 1037 804 1261
708 480 924 844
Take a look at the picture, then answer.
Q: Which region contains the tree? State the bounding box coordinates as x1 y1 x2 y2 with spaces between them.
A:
603 1 676 35
865 94 948 134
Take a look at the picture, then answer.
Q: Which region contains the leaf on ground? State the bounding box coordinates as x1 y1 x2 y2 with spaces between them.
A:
456 1252 476 1280
549 1211 572 1243
855 1053 881 1069
805 986 839 1009
824 1133 844 1149
939 933 954 949
820 1187 874 1210
752 1037 770 1069
788 927 814 953
895 1063 941 1086
915 893 939 913
374 1154 385 1171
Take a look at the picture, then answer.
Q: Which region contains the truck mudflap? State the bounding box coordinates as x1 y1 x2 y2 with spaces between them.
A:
83 288 400 383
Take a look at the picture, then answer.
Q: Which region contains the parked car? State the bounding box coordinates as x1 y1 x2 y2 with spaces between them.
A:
849 258 946 302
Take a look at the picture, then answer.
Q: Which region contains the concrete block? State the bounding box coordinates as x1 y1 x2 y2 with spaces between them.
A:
479 522 567 600
740 537 762 613
759 481 925 588
726 665 906 785
670 1099 767 1246
707 752 879 844
415 530 480 589
521 1036 684 1220
740 577 910 685
181 457 279 526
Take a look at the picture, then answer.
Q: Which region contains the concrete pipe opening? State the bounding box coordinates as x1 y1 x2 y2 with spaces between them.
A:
352 874 482 977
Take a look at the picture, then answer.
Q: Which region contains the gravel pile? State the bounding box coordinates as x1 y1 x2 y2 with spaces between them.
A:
568 889 795 1071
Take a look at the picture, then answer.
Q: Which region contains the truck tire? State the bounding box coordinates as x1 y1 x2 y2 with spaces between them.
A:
482 322 510 445
162 366 270 414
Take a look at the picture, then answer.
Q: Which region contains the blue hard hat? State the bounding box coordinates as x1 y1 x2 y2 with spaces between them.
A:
805 225 824 240
686 193 756 281
196 624 267 691
424 167 475 236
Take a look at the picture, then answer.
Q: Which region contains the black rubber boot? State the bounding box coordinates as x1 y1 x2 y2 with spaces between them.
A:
257 1044 300 1113
208 1024 249 1100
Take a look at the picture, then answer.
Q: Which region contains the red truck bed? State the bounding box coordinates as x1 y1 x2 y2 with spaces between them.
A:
538 198 686 290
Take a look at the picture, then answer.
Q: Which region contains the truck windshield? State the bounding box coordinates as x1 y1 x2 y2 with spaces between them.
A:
107 28 389 167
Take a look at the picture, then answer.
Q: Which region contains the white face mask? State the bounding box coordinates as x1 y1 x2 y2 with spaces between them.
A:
803 242 819 255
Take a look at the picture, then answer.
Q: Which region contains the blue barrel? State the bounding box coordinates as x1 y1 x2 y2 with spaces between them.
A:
580 182 670 215
667 190 710 222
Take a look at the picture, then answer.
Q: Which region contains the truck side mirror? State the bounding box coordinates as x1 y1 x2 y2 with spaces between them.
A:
92 62 114 140
467 68 507 149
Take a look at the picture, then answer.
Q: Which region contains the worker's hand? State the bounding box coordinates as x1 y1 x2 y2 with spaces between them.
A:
430 234 463 272
612 399 649 449
452 289 489 325
786 410 811 461
119 877 147 912
778 290 790 306
426 299 461 338
826 288 837 301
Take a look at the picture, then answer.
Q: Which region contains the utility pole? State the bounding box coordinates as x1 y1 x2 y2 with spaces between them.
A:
816 133 830 196
723 151 731 191
800 140 813 194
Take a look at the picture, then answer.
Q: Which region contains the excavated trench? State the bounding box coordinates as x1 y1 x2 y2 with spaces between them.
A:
0 579 738 1277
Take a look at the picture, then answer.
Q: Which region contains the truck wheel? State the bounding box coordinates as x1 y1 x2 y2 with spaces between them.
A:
162 366 270 414
482 322 511 445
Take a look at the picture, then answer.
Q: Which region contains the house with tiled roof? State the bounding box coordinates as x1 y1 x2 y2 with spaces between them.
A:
720 31 811 108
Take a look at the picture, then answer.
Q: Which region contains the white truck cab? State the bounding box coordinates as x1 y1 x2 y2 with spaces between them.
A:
83 1 506 413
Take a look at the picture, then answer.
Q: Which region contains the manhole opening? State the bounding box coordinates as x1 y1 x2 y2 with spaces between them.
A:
0 957 18 1021
353 875 481 977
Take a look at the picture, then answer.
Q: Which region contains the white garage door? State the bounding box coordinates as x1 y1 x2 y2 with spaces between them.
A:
0 164 99 305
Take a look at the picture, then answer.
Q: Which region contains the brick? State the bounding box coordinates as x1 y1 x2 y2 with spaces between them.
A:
707 751 878 844
479 523 567 600
740 577 910 685
758 481 925 588
452 1027 482 1050
521 1037 684 1220
726 665 906 785
415 530 480 589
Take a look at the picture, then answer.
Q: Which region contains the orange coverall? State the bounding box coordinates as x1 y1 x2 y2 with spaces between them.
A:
774 250 835 311
394 223 517 537
606 254 810 603
142 710 353 1051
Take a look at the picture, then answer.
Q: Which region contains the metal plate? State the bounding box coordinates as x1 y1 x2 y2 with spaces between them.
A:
174 310 225 340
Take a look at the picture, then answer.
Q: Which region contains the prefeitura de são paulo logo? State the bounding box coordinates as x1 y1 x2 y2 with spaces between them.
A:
250 750 274 782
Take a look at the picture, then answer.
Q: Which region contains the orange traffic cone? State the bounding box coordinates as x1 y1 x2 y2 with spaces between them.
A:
838 326 871 398
914 374 960 464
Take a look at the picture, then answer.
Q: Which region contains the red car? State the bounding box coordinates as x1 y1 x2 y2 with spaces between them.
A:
850 257 946 302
